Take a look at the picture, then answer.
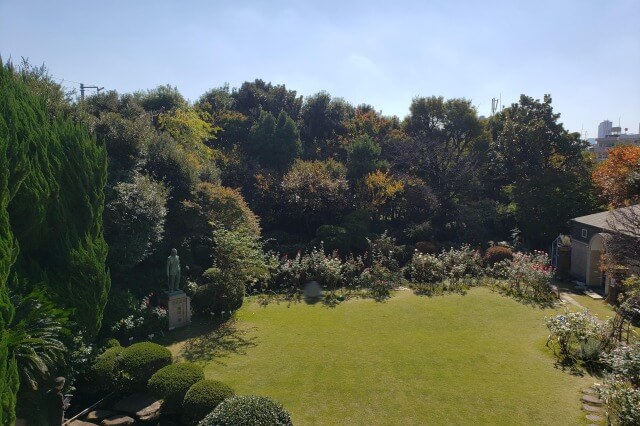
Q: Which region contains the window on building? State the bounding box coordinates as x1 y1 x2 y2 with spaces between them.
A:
581 229 588 238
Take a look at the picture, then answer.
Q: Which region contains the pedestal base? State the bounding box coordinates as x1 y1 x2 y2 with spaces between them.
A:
160 290 192 330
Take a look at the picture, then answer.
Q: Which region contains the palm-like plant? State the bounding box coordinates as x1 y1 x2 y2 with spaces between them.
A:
6 289 69 390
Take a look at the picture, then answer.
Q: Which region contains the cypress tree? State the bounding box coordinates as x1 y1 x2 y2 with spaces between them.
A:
0 61 109 422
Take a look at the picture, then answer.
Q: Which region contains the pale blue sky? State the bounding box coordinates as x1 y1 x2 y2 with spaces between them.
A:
1 0 639 138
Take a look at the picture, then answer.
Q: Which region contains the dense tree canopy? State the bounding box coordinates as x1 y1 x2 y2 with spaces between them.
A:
0 61 109 422
488 95 596 247
593 145 640 208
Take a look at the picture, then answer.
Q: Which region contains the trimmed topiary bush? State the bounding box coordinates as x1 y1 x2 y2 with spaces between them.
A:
483 246 513 267
182 380 235 425
89 346 124 393
114 342 172 393
199 395 292 426
147 363 204 413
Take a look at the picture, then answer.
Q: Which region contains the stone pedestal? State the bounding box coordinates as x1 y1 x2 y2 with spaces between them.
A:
160 290 192 330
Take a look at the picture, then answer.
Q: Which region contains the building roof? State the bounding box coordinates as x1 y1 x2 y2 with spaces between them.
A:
572 204 640 235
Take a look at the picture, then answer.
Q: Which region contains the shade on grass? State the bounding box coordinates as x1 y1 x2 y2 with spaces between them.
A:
166 288 595 425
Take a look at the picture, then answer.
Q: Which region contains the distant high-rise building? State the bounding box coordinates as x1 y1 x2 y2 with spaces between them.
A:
598 120 613 138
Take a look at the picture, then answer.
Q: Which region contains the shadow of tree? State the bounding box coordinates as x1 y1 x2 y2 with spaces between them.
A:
179 319 258 364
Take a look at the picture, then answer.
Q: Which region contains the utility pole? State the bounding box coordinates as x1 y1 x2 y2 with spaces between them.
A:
80 83 104 101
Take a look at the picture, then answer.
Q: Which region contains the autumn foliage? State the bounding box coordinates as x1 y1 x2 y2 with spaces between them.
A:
593 145 640 207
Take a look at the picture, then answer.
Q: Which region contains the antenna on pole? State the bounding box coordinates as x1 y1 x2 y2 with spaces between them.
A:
80 83 105 101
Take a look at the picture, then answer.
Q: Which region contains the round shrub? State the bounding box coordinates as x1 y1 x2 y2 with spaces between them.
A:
89 346 124 393
483 246 513 267
199 396 292 426
148 363 204 413
115 342 172 393
182 380 235 425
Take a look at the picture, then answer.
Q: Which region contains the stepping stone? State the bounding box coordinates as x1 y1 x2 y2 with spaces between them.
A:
101 415 135 426
68 421 97 426
583 404 603 412
582 387 598 395
136 399 162 422
586 414 604 422
582 394 603 405
112 393 158 416
86 410 116 422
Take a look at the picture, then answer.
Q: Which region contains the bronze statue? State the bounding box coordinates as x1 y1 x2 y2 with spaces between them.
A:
167 248 181 292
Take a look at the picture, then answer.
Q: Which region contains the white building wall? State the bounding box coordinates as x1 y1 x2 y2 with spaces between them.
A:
598 120 613 138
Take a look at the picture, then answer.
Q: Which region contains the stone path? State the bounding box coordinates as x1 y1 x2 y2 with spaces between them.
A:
580 385 606 425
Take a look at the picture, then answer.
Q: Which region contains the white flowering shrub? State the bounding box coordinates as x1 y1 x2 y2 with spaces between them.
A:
544 310 612 364
408 252 444 284
599 379 640 426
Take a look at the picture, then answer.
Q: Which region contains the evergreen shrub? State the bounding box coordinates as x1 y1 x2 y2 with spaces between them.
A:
147 362 204 413
182 380 234 425
89 346 124 393
198 395 292 426
114 342 172 393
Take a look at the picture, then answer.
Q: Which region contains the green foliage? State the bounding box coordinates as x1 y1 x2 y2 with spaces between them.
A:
147 362 204 413
544 310 612 365
6 290 69 392
356 262 400 301
300 91 354 159
315 225 350 255
191 269 245 316
137 84 187 112
602 342 640 389
0 61 108 421
93 112 153 183
488 94 596 247
346 135 387 180
232 79 302 121
199 395 292 426
489 251 555 303
246 110 301 172
599 379 640 426
114 342 172 393
281 159 349 227
182 380 235 426
104 172 168 272
192 227 270 315
88 345 124 393
193 183 260 237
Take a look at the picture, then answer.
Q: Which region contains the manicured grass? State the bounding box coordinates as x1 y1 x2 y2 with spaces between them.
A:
165 288 595 425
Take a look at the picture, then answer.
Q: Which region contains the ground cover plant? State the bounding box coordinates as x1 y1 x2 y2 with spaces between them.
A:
165 287 595 425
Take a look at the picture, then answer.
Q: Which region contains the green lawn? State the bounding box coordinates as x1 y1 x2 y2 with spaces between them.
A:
165 288 595 425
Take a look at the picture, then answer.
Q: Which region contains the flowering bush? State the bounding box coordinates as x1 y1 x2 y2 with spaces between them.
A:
599 379 640 426
110 292 168 342
544 310 612 364
356 261 401 301
406 245 482 295
269 245 347 292
490 251 555 303
438 245 483 281
598 342 640 425
408 252 444 284
602 342 640 388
